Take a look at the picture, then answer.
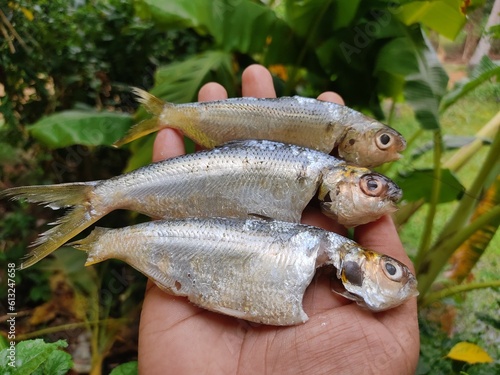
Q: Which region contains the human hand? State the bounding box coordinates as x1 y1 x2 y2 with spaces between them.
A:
138 65 419 374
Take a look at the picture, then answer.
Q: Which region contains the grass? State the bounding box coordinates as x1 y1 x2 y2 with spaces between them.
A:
387 74 500 367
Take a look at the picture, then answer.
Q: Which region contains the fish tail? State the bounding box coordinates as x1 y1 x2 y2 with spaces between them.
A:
0 182 93 208
113 88 174 147
132 87 165 116
1 182 102 269
69 227 111 266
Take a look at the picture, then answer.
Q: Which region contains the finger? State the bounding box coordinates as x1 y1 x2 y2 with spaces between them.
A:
354 215 415 272
152 128 186 163
317 91 345 105
242 64 276 98
198 82 228 102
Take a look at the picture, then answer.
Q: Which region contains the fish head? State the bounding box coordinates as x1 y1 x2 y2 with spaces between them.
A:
331 245 418 311
318 166 402 227
337 125 406 168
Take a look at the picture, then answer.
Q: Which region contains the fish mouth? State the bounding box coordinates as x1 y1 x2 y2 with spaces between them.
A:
388 182 403 203
330 271 365 306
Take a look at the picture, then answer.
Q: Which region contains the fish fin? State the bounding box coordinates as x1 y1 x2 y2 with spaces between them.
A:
0 182 96 209
21 205 102 269
113 88 174 147
247 213 275 222
1 182 102 269
68 227 111 266
113 117 160 148
131 87 165 116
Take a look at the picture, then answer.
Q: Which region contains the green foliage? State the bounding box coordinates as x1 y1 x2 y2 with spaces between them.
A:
1 0 497 372
109 361 138 375
0 339 73 375
441 56 500 112
28 111 133 149
418 317 500 375
396 168 464 203
395 0 467 40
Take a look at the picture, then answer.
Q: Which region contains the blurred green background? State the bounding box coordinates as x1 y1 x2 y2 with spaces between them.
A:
0 0 499 374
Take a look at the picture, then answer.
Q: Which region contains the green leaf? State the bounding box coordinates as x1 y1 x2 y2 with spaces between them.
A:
403 30 449 130
133 0 209 30
396 168 464 203
476 312 500 330
28 111 133 149
441 56 500 112
0 339 72 375
136 0 282 54
0 336 8 351
153 50 235 103
395 0 466 40
110 361 138 375
40 349 73 375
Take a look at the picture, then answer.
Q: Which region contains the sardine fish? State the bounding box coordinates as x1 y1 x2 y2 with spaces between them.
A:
1 140 401 269
71 217 418 325
114 89 406 168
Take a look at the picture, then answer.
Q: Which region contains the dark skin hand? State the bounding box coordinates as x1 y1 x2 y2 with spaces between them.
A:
138 65 420 375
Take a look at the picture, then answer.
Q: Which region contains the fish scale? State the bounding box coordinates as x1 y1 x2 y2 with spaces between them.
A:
70 218 418 325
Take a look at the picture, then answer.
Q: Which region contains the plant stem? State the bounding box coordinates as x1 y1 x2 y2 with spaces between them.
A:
387 99 397 126
414 129 443 269
436 128 500 246
394 111 499 227
444 110 500 172
418 204 500 299
422 280 500 306
15 319 129 341
284 1 331 94
417 129 500 297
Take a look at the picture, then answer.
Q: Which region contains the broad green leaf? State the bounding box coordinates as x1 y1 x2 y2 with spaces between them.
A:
0 339 71 375
395 0 466 40
446 342 493 364
29 111 133 149
153 50 235 104
441 56 500 112
375 37 419 77
40 349 73 375
0 336 8 351
285 0 335 43
110 361 138 375
403 30 448 130
396 168 464 203
374 37 419 98
136 0 282 54
216 1 283 54
133 0 210 31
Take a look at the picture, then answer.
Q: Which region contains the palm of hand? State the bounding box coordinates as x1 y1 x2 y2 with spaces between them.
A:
138 65 419 374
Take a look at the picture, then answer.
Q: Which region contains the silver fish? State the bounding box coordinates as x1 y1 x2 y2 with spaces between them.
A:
1 140 401 269
114 89 406 168
70 218 418 325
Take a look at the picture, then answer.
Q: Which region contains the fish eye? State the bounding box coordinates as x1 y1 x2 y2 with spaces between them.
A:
382 257 404 282
376 132 393 150
360 175 387 197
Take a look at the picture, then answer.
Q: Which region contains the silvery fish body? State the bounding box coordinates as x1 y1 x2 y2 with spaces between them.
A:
114 90 406 168
71 218 418 325
1 140 401 269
